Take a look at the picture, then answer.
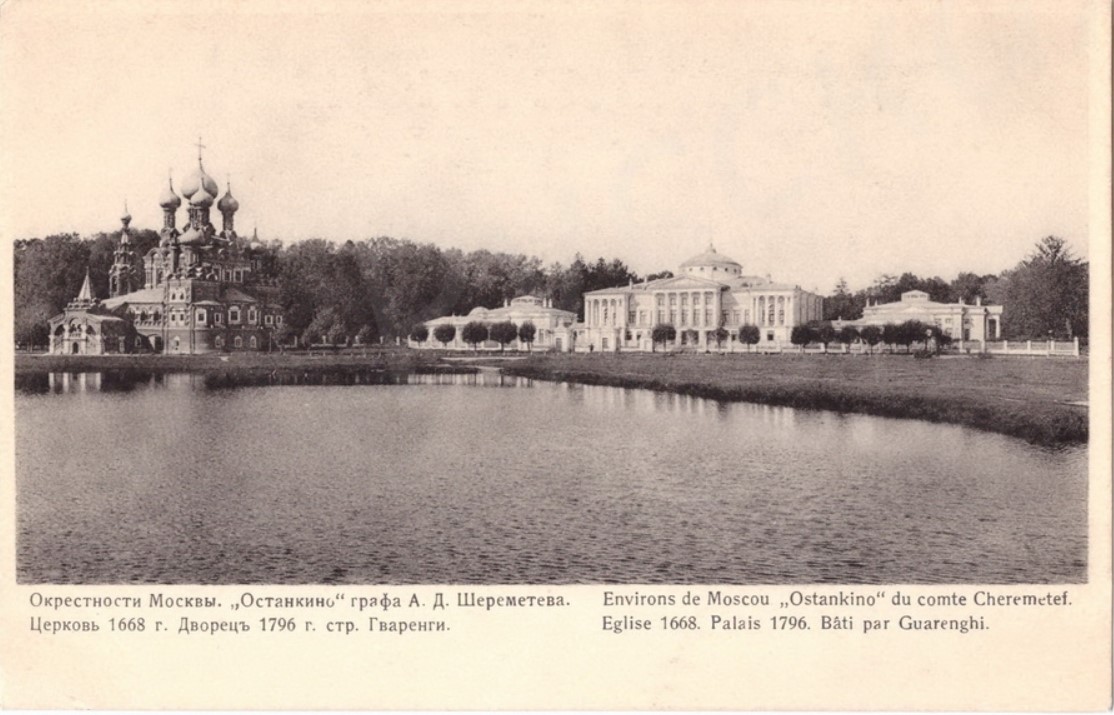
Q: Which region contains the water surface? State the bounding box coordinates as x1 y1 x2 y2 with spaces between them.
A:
16 370 1086 584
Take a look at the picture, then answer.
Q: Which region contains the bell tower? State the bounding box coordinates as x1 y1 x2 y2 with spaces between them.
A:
109 203 136 297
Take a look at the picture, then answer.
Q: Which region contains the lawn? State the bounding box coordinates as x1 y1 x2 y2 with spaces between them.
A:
494 353 1088 446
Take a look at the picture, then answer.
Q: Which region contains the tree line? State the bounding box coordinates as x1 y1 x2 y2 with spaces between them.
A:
822 236 1087 340
14 231 1087 347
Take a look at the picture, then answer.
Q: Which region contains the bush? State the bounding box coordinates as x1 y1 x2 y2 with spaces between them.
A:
790 325 815 347
433 324 456 347
651 324 676 351
517 321 537 350
461 321 489 350
488 321 518 351
409 324 429 344
738 324 760 347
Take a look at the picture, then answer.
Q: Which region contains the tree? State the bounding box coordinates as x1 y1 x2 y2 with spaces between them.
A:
488 321 518 352
859 325 882 354
712 326 729 349
517 321 537 351
824 277 863 321
433 324 456 347
409 323 429 345
837 326 859 347
815 323 836 350
461 321 489 351
1000 236 1088 339
738 324 760 352
881 323 903 351
682 328 699 347
790 325 814 351
651 324 676 351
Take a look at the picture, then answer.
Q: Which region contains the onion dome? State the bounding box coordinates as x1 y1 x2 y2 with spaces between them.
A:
180 163 219 199
159 178 182 209
218 185 239 213
190 187 214 207
120 202 132 225
179 225 205 246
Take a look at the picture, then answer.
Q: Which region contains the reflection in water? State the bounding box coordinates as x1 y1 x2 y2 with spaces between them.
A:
15 371 1087 585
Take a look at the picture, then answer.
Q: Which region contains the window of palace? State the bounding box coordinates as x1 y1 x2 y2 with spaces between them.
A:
172 337 180 352
215 312 223 325
680 312 687 326
766 331 774 342
265 314 273 325
601 337 609 350
693 293 700 305
250 336 258 349
705 309 712 325
276 315 283 325
224 270 232 282
229 307 241 324
628 310 636 324
215 336 224 349
656 295 664 308
669 294 676 306
196 309 207 325
680 293 688 307
234 336 243 348
669 310 677 325
135 336 143 348
248 307 258 324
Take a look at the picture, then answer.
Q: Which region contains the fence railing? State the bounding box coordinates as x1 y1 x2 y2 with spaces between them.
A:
984 339 1080 357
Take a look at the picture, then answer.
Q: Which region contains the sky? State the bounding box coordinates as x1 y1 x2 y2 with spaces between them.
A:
0 0 1102 292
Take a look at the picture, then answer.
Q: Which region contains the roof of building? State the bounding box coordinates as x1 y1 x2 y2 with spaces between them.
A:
101 287 170 307
159 177 182 209
49 309 127 325
222 287 259 303
180 163 219 199
679 244 742 269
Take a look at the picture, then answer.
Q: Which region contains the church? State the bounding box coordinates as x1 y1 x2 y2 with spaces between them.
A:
49 150 283 355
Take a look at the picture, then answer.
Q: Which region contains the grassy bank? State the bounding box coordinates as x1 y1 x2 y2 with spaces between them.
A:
494 353 1088 447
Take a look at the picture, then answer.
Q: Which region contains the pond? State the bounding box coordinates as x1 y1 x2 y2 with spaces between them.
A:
15 370 1087 584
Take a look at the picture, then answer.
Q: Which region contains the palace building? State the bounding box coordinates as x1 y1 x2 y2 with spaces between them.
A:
571 245 823 352
416 295 577 351
835 290 1003 344
413 245 823 353
49 151 282 355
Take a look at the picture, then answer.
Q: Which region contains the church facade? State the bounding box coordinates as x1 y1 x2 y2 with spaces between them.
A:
571 245 824 352
49 153 283 355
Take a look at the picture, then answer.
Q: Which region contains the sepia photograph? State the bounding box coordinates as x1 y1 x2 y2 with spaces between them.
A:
0 0 1109 710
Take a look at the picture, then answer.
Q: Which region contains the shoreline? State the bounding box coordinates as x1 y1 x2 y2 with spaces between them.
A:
14 351 1087 446
492 354 1088 448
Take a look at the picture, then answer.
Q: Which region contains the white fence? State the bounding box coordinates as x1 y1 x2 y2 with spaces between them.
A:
984 339 1080 357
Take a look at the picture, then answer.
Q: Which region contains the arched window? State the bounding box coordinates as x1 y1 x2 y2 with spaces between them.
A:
172 337 180 352
215 335 224 349
234 336 243 348
250 336 258 349
248 307 257 324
